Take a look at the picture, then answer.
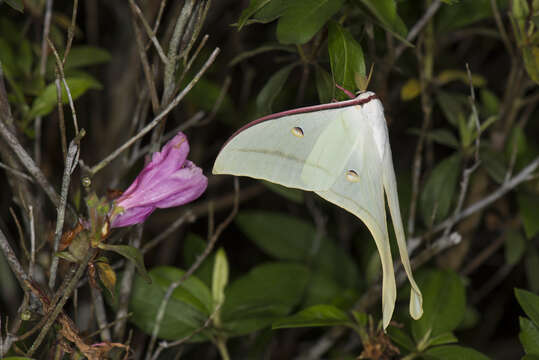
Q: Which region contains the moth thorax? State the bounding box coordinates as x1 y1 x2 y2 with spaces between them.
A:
291 127 304 138
346 170 360 182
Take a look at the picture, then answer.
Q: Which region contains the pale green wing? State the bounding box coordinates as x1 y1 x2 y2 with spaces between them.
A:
213 107 350 191
314 112 397 329
301 106 365 189
383 143 423 320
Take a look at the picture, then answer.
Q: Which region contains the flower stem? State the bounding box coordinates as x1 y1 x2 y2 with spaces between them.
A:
215 337 230 360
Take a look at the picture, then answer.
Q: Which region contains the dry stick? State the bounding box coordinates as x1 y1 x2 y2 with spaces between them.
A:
48 39 80 134
0 120 61 207
88 47 220 176
145 178 240 360
49 135 83 289
0 229 31 291
90 285 111 342
63 0 79 64
27 249 96 356
29 206 36 279
54 76 68 159
150 0 168 47
128 0 169 65
395 0 442 58
9 207 29 260
151 304 222 360
490 0 516 58
0 161 34 182
130 10 160 113
113 224 144 340
35 0 54 166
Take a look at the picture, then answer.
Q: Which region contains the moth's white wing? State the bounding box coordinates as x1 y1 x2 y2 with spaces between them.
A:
213 107 355 191
314 108 397 328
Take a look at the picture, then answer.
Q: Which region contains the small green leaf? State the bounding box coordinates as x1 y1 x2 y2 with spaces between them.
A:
55 251 79 263
228 43 295 66
436 91 468 126
261 180 304 203
276 0 345 45
253 0 290 23
428 332 458 347
401 78 421 101
183 233 214 286
523 46 539 84
96 261 117 298
355 0 408 41
388 326 415 351
99 243 151 283
328 21 366 97
516 288 539 327
212 247 229 310
419 154 462 226
272 304 352 329
235 211 359 288
123 266 212 341
409 128 459 149
62 46 111 71
518 193 539 239
256 63 296 115
4 0 24 12
424 345 490 360
480 89 500 117
520 317 539 355
411 269 466 342
505 231 526 265
29 76 102 118
237 0 272 29
314 65 334 104
352 310 368 327
436 0 507 32
480 148 507 184
221 262 310 336
436 69 486 87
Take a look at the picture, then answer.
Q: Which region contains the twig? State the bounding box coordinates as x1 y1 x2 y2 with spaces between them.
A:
151 304 222 360
141 211 196 254
128 0 169 65
490 0 515 58
144 178 239 360
49 133 84 289
0 119 62 208
88 47 220 176
0 161 34 182
27 249 96 356
9 207 29 260
29 206 36 278
63 0 79 63
395 0 442 58
0 229 31 291
113 224 143 340
48 38 80 134
90 285 111 341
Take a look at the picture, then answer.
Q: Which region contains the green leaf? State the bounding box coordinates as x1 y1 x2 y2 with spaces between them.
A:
419 154 461 226
63 46 111 70
328 21 366 97
272 304 352 329
4 0 24 12
428 332 458 346
522 46 539 84
212 247 229 310
302 271 345 307
237 0 272 29
523 355 539 360
124 266 213 341
436 0 507 32
235 211 359 288
436 91 468 126
387 326 415 351
29 76 102 118
221 262 310 336
520 317 539 355
408 128 459 149
315 65 334 104
253 0 290 23
183 233 214 286
355 0 408 41
276 0 345 45
229 43 296 66
518 193 539 239
424 345 490 360
185 78 235 118
256 63 296 115
480 147 507 184
480 89 500 117
516 288 539 327
526 247 539 293
411 269 466 342
505 230 526 265
98 243 151 283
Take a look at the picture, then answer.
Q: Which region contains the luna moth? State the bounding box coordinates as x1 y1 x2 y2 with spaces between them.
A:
212 91 423 329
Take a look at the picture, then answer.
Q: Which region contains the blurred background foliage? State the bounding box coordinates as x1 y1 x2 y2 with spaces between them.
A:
1 0 539 359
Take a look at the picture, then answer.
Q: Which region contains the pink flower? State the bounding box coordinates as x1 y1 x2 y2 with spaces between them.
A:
110 132 207 228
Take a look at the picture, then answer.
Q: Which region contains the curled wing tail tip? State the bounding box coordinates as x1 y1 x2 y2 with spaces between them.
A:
410 287 424 320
